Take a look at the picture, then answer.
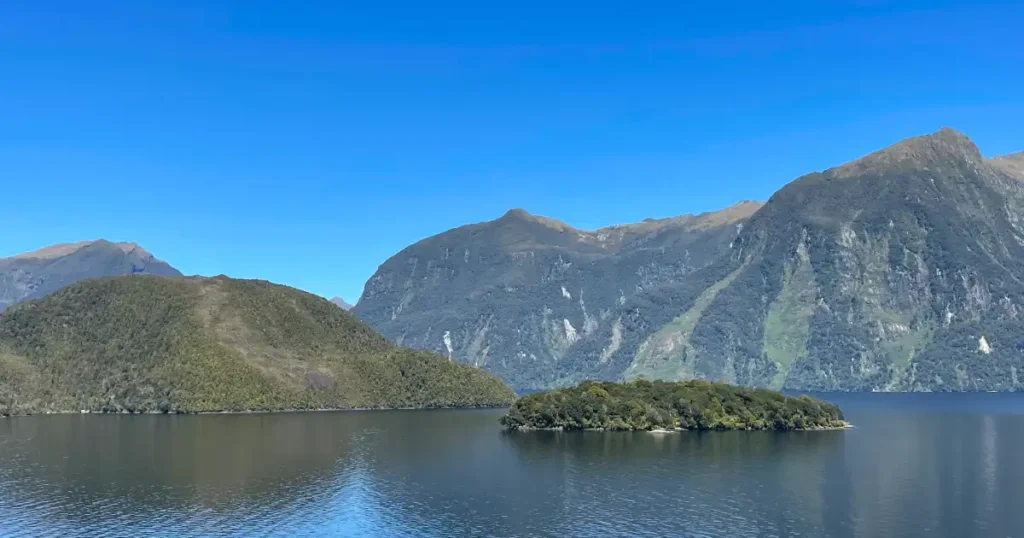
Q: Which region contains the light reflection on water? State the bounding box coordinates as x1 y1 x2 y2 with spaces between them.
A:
1 393 1023 537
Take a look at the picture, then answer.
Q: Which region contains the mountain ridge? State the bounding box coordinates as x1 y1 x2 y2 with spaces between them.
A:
353 199 765 388
6 239 161 262
0 240 181 313
992 150 1024 179
355 128 1024 392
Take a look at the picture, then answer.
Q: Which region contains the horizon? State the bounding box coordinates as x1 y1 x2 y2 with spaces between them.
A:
4 1 1023 303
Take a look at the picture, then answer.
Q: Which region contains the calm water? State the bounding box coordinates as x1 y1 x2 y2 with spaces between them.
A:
1 393 1023 537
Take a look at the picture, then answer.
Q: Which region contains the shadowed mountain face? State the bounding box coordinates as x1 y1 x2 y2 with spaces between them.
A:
353 202 762 389
0 240 181 313
356 128 1024 392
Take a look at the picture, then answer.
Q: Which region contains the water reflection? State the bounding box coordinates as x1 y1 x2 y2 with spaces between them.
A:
1 395 1024 537
500 429 848 537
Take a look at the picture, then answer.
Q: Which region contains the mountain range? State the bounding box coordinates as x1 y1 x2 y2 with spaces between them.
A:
354 128 1024 392
4 128 1022 393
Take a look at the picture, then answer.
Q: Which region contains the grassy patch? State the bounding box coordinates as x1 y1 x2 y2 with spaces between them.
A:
626 262 746 381
763 243 816 389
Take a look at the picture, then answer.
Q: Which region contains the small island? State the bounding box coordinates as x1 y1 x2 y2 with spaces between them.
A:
501 379 848 431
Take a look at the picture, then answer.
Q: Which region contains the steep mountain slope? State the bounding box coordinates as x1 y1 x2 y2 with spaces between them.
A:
0 240 181 313
331 297 353 310
657 128 1024 392
353 202 761 389
992 151 1024 179
357 128 1024 392
0 275 514 415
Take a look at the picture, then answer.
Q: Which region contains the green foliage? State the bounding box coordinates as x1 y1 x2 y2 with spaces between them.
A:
500 379 846 431
0 275 515 415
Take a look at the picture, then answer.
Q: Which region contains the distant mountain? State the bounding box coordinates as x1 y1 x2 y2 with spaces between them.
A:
353 201 762 389
992 151 1024 179
355 128 1024 392
0 275 514 415
0 240 181 313
330 297 353 310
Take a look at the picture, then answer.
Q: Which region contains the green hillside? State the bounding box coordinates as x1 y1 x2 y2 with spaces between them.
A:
0 275 515 415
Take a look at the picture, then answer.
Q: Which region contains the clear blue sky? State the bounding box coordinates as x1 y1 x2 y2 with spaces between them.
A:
3 1 1023 303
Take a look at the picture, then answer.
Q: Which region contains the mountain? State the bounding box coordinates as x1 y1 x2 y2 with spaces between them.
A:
355 128 1024 392
330 297 353 310
992 151 1024 179
0 275 515 415
353 201 762 389
0 240 181 313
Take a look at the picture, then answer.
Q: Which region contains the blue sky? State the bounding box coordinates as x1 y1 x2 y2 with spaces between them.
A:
2 1 1023 303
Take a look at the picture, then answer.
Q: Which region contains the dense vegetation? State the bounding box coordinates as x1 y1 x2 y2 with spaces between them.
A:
0 275 515 416
500 379 847 431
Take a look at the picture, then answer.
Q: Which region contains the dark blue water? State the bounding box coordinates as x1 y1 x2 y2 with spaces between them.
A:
1 392 1022 537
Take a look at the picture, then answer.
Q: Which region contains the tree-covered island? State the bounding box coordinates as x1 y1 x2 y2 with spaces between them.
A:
501 379 848 431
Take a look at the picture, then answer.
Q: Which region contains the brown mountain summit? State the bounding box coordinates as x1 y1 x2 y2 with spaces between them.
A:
0 240 180 312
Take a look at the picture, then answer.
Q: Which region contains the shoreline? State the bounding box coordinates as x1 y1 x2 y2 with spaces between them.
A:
0 403 513 418
507 421 854 433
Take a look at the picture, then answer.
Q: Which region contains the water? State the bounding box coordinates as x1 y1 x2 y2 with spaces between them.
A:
1 393 1023 537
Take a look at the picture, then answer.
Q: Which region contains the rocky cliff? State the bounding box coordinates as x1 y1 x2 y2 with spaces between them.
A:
353 202 761 389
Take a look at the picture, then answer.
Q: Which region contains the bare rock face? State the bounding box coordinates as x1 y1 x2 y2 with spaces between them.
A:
355 128 1024 392
352 201 761 390
992 151 1024 179
0 240 181 312
661 128 1024 392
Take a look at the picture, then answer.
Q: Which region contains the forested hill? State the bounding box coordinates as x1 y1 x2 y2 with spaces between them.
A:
500 379 847 431
0 275 514 415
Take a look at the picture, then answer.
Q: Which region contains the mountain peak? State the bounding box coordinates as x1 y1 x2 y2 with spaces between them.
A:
7 239 156 261
1 240 182 313
498 208 575 232
330 297 353 310
835 127 982 178
502 208 532 219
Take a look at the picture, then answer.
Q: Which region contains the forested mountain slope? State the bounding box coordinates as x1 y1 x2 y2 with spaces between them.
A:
357 128 1024 392
353 202 761 389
